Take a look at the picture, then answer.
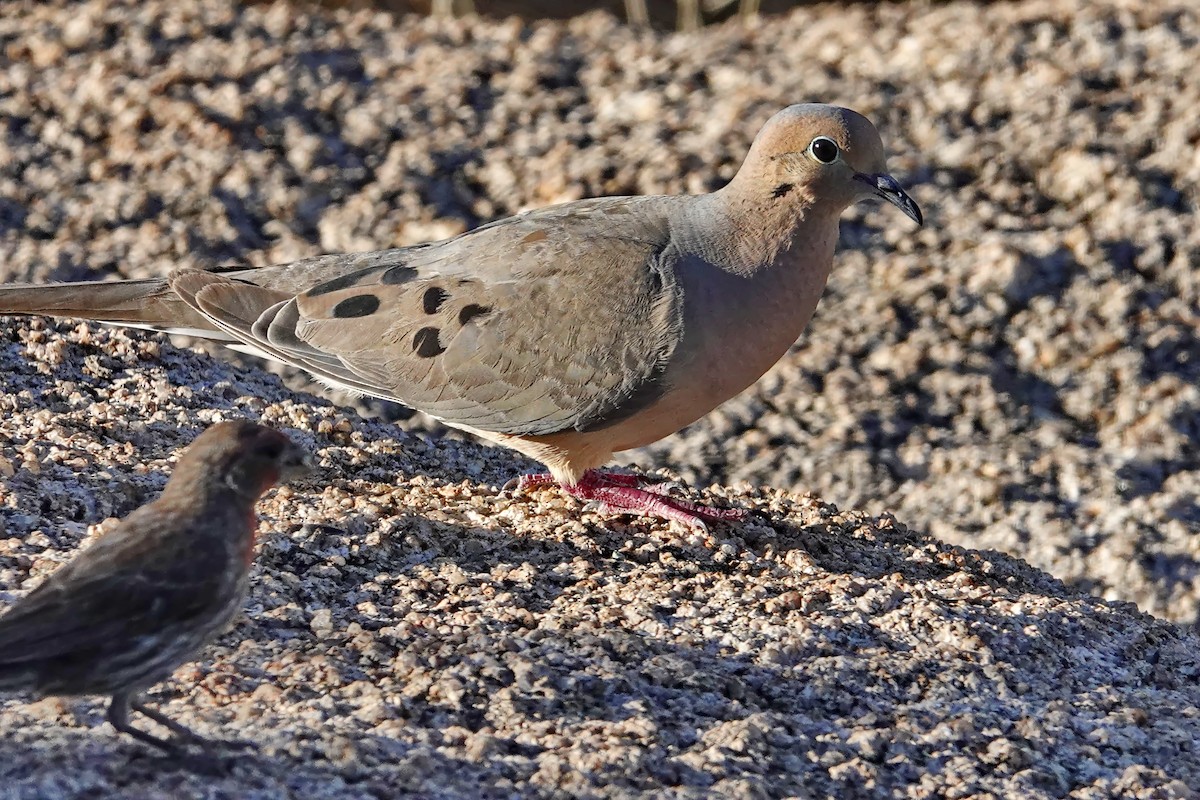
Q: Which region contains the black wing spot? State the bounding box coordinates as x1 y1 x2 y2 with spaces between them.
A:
307 266 384 296
412 327 445 357
458 304 491 325
422 287 449 315
772 183 795 198
331 294 381 318
381 265 418 285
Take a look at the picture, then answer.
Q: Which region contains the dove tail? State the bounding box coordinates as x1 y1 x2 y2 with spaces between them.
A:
0 278 219 334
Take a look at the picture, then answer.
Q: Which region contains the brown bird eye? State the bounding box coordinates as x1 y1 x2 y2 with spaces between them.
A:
809 137 839 164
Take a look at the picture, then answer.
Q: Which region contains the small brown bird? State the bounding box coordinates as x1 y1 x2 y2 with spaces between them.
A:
0 420 311 753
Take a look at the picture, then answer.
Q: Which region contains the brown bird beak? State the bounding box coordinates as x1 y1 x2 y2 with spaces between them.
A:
280 449 316 483
855 173 923 226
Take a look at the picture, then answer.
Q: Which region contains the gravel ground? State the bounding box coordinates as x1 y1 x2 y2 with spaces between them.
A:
2 0 1197 626
1 319 1198 799
0 0 1198 795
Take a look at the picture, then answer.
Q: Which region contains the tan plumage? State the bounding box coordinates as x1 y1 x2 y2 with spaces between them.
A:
0 421 311 753
0 104 921 528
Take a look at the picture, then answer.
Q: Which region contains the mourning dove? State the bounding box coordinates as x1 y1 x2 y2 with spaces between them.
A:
0 104 921 528
0 421 311 754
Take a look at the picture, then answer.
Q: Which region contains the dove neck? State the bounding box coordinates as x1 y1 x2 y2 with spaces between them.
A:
693 182 837 276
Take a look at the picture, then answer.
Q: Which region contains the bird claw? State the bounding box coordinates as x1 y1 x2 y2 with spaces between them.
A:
505 469 745 529
565 470 745 529
641 479 685 497
504 472 557 495
580 499 611 515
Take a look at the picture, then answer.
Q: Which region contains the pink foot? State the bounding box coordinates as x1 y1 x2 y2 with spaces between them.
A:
515 470 673 494
511 469 746 529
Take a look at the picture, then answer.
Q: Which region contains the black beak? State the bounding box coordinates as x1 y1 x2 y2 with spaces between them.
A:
281 448 316 482
855 173 923 226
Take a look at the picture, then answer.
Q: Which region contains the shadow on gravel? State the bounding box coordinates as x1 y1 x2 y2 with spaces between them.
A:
5 483 1200 795
0 719 558 799
987 350 1066 421
232 505 1200 794
1117 456 1197 500
0 198 27 236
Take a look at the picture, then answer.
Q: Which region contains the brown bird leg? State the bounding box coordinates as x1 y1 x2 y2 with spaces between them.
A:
107 694 257 754
516 470 747 529
131 700 208 742
133 698 256 751
106 693 181 753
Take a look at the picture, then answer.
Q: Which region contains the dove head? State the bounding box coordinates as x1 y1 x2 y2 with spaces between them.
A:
166 419 313 505
731 104 922 226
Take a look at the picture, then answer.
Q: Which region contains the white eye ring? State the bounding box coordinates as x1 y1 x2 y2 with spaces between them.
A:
808 136 840 164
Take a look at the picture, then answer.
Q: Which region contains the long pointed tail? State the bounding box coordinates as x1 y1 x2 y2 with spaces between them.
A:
0 278 217 332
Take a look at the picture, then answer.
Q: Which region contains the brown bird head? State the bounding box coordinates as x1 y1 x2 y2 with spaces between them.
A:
731 104 922 226
166 420 312 504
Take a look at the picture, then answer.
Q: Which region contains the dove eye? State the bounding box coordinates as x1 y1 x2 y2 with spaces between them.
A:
809 136 840 164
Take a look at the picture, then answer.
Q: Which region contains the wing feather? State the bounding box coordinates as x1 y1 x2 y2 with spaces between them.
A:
169 197 687 437
0 510 228 666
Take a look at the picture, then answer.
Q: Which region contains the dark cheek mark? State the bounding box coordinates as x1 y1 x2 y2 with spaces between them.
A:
772 183 795 198
331 294 381 318
412 327 445 357
381 265 418 285
422 286 449 314
457 304 491 325
307 266 385 296
521 230 548 244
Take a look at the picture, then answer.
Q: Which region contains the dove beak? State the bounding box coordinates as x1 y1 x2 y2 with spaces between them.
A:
855 172 923 226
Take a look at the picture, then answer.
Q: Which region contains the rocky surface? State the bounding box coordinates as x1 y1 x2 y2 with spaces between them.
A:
2 0 1196 627
0 0 1198 795
1 319 1198 798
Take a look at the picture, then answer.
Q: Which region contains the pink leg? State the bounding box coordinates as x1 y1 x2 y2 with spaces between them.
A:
511 469 746 529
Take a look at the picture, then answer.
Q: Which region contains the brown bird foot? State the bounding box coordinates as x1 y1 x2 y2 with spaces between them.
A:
107 698 180 754
130 700 221 747
108 694 256 756
513 469 746 529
